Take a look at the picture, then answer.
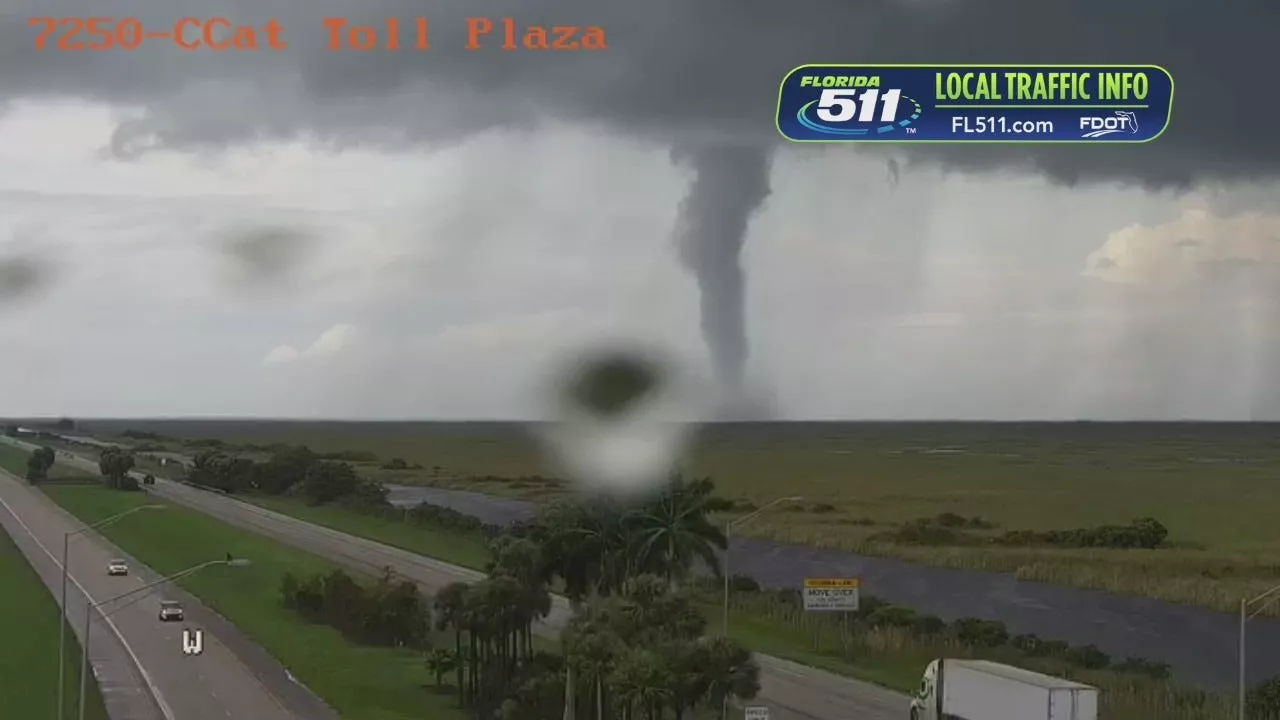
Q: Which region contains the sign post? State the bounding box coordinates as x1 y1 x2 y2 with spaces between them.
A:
744 706 769 720
802 577 860 612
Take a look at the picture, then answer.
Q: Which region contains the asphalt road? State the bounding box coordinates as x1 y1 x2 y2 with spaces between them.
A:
20 442 911 720
0 463 338 720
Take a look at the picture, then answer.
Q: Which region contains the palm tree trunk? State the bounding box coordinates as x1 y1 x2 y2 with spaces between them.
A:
563 598 581 720
453 631 463 697
562 665 577 720
596 677 604 720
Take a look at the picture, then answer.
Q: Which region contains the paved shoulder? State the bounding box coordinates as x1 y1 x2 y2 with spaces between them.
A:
0 470 336 720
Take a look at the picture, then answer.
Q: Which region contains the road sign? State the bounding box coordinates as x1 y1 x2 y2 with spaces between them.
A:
182 628 204 655
803 577 860 611
744 706 769 720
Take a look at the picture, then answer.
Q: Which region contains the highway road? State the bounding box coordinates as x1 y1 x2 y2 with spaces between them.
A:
0 464 339 720
13 438 911 720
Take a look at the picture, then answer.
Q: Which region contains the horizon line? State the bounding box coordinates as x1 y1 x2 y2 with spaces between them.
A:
9 416 1280 424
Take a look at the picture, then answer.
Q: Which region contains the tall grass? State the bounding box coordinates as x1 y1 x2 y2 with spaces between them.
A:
713 588 1239 720
746 520 1280 616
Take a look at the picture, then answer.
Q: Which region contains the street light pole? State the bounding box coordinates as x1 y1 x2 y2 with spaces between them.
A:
722 496 803 636
57 504 162 720
1239 583 1280 720
77 557 250 720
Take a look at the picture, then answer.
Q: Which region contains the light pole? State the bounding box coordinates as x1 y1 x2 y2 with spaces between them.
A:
57 504 163 720
722 496 803 636
77 556 250 720
1240 583 1280 720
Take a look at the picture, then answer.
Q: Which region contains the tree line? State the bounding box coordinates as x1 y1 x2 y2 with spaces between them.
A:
186 446 387 506
278 476 760 720
874 511 1170 549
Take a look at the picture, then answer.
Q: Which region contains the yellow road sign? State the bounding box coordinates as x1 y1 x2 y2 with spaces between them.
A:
803 577 860 589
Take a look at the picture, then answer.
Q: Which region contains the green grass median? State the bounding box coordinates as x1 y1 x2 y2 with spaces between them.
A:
40 483 465 720
0 522 109 720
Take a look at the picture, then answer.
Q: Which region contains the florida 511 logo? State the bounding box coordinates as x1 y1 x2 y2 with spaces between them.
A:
777 71 922 140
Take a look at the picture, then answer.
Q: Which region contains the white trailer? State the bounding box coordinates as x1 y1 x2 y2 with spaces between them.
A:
909 658 1099 720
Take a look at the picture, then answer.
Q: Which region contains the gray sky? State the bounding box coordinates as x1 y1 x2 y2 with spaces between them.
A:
0 1 1277 419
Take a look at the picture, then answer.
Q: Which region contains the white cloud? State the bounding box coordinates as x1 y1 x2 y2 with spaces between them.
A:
262 324 357 365
305 324 357 357
262 345 301 365
1084 208 1280 285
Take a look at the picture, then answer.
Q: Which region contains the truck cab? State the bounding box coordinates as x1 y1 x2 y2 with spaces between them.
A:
909 659 940 720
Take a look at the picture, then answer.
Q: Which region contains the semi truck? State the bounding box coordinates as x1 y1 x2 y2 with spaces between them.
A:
909 658 1099 720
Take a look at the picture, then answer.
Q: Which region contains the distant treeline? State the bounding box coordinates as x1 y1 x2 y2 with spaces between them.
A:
188 447 387 506
873 513 1170 550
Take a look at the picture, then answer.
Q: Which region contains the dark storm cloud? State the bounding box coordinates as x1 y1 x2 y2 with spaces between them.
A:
0 0 1274 186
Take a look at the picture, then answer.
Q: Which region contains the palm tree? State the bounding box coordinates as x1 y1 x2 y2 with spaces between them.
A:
434 582 469 697
629 476 727 588
426 647 459 687
534 500 634 720
610 647 675 720
563 604 622 720
697 636 760 719
490 535 551 659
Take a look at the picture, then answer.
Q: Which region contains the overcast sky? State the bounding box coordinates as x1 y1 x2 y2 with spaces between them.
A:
0 1 1276 420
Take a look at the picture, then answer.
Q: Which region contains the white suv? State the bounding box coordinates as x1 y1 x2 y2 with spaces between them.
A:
106 559 128 576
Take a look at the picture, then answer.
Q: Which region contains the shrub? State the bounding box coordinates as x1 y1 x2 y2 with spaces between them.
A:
1065 644 1110 669
871 518 973 546
317 449 379 463
950 618 1009 647
25 446 55 482
911 614 946 636
867 605 918 628
1113 657 1171 679
279 568 430 649
934 512 967 527
1248 675 1280 719
996 516 1169 550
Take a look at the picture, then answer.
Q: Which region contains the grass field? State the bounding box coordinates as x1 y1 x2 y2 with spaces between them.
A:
38 482 468 720
241 493 1235 719
3 437 1238 718
61 419 1280 614
0 521 109 720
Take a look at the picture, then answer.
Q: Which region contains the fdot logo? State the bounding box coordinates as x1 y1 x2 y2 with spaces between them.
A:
1080 110 1139 138
795 75 922 137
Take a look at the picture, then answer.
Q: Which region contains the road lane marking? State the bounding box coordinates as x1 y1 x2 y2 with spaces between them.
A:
0 440 305 718
0 481 177 720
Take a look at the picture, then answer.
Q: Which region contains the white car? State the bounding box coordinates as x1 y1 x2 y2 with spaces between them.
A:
106 559 128 576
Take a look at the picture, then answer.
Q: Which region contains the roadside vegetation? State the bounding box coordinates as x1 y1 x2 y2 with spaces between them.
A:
0 522 108 720
38 454 765 719
40 418 1280 615
47 436 1262 720
39 482 470 720
11 425 1280 718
